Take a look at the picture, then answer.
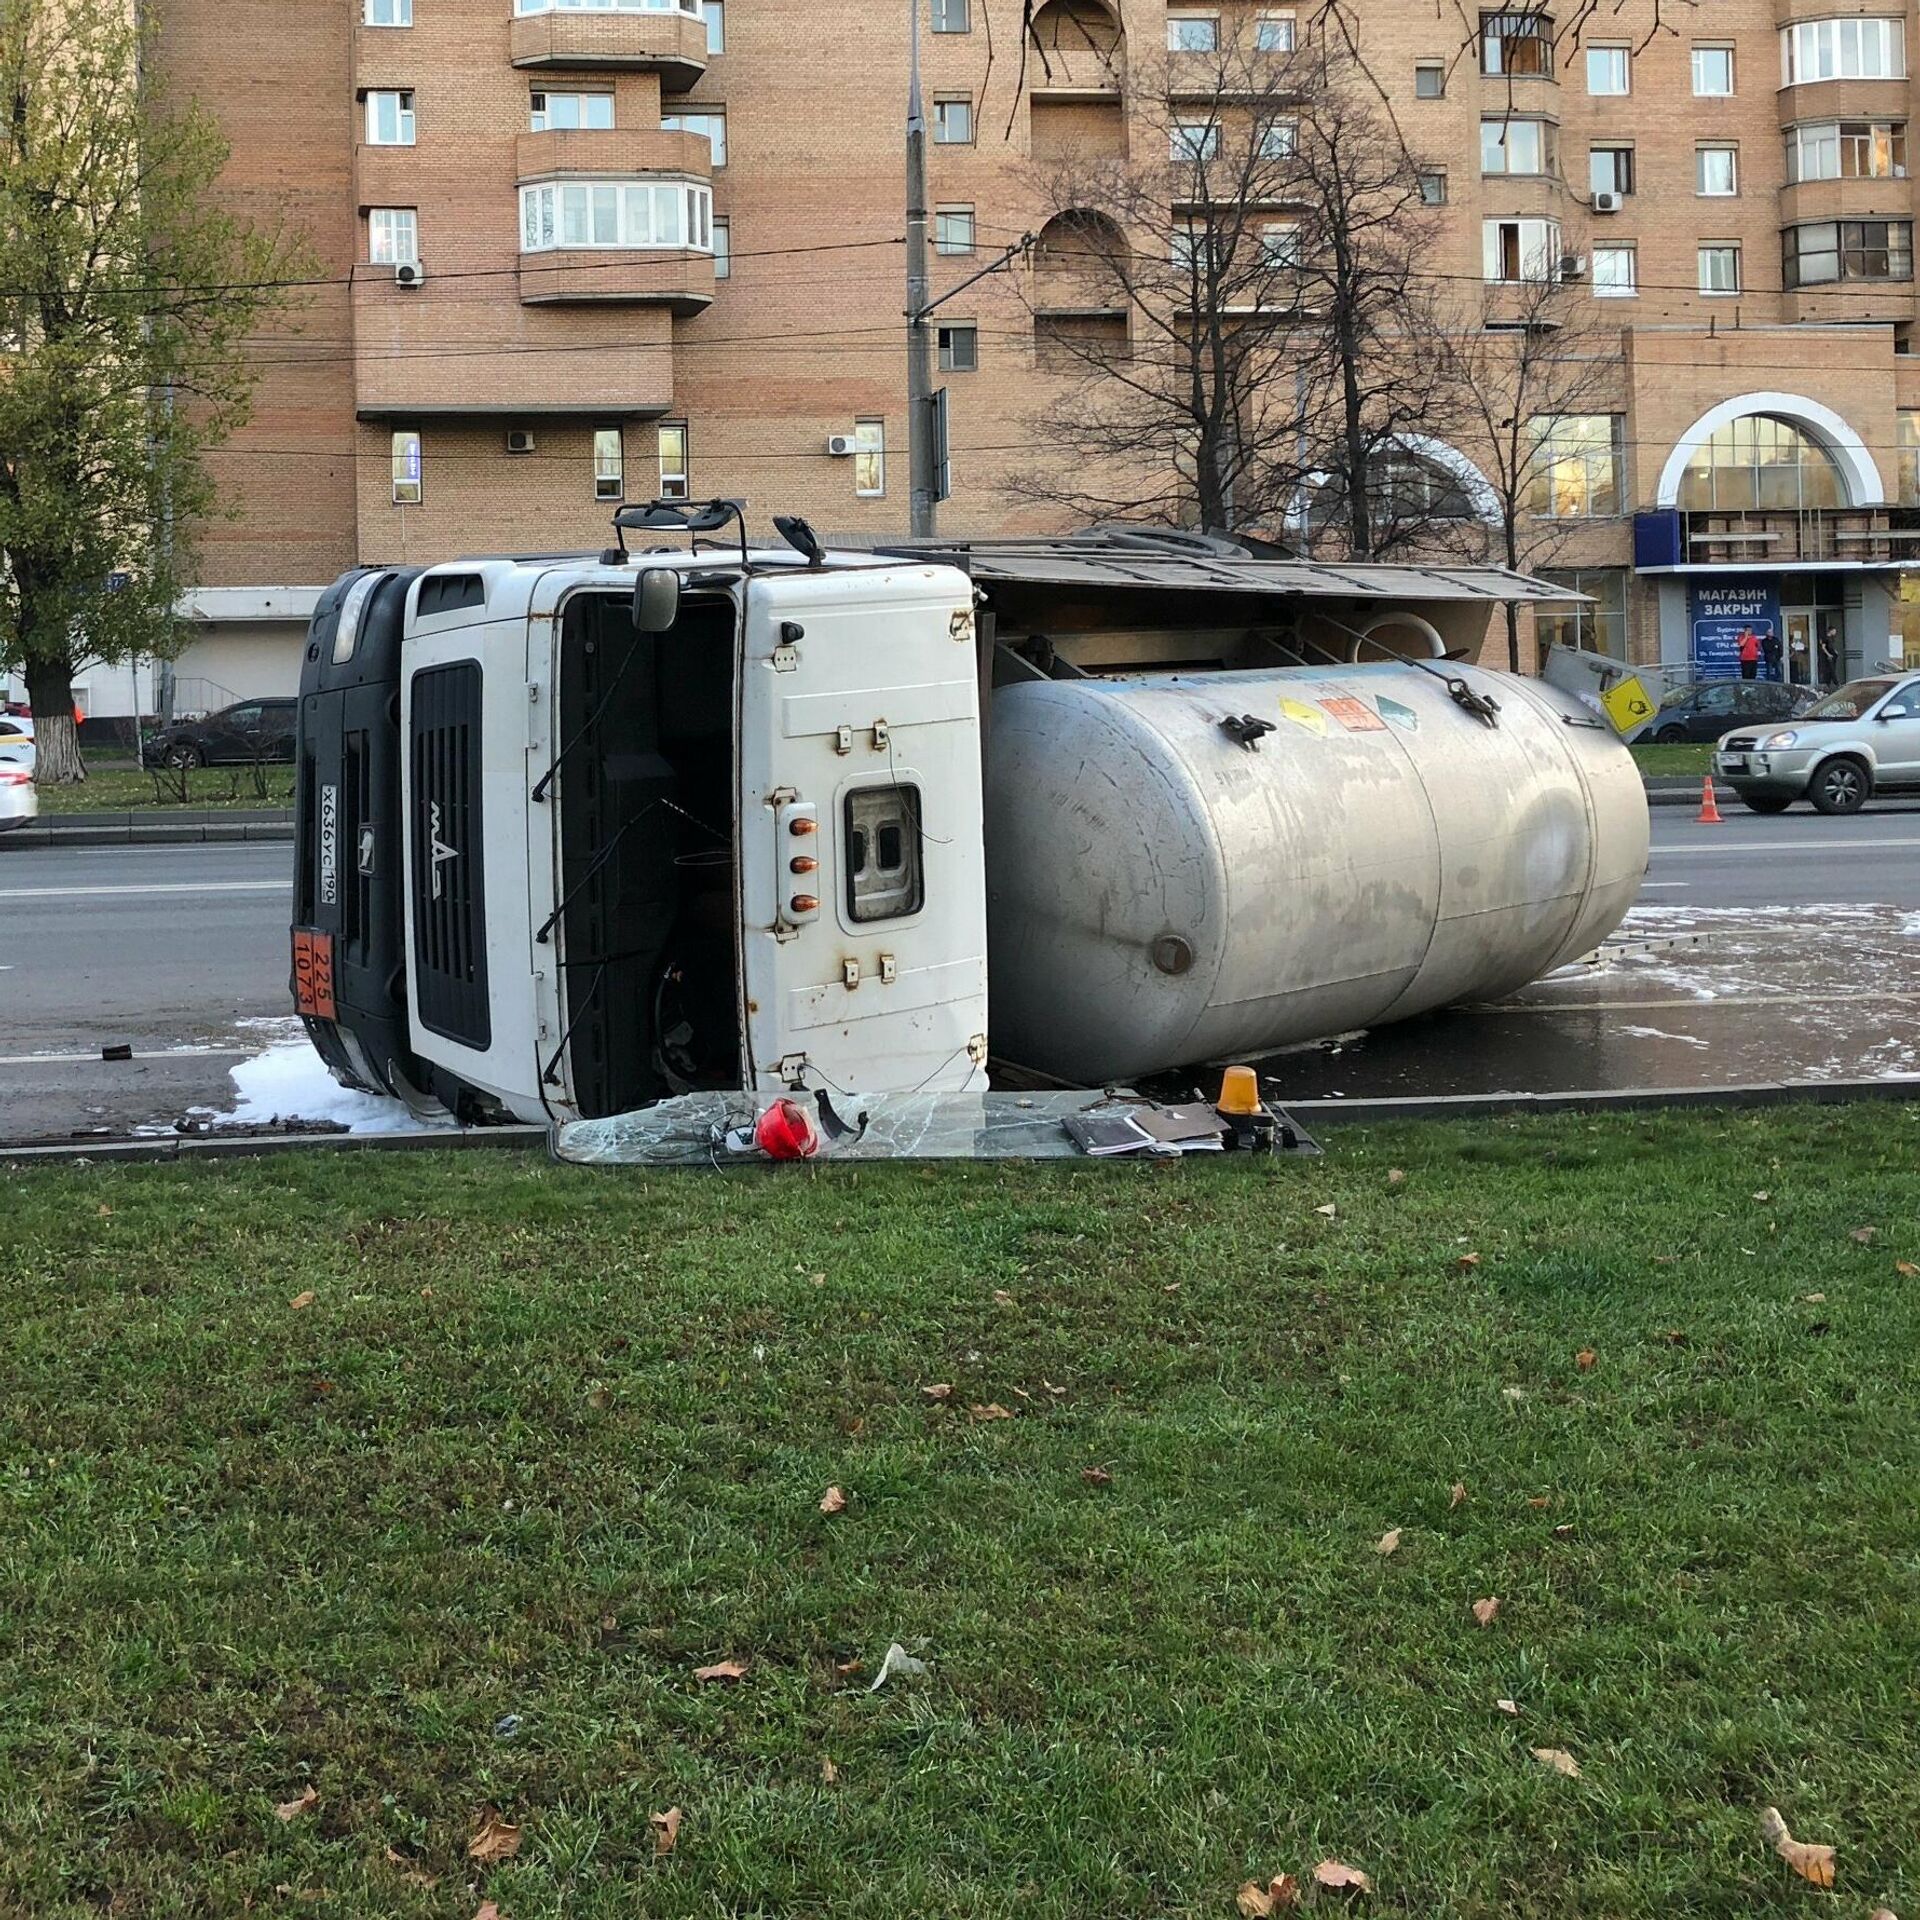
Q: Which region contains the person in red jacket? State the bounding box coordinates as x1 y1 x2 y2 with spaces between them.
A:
1737 627 1761 681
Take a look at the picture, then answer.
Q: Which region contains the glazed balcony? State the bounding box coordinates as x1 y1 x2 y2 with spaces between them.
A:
518 246 714 312
509 2 706 91
1679 506 1920 566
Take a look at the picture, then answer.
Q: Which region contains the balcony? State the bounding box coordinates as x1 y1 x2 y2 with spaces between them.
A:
509 5 706 90
515 125 712 184
1779 174 1915 226
1776 77 1910 124
1677 507 1920 567
518 246 714 312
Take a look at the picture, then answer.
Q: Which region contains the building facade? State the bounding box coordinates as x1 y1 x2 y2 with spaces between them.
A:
87 0 1920 707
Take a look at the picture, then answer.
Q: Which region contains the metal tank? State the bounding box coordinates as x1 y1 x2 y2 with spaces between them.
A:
985 662 1649 1083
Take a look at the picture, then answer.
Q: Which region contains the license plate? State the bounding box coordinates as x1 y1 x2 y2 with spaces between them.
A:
292 927 338 1021
1720 757 1748 774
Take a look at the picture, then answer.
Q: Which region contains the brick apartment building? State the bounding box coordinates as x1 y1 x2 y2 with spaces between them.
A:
39 0 1920 712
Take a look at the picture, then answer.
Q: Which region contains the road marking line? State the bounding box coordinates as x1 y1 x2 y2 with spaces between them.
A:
0 1046 252 1065
1650 836 1920 855
0 880 288 900
1488 991 1920 1013
1639 881 1691 889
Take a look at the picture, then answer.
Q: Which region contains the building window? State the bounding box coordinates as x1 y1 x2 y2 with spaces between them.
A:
1678 414 1849 511
1586 46 1629 94
1173 120 1222 162
1527 415 1623 518
529 91 614 131
391 430 422 505
1258 118 1296 159
519 180 715 252
594 427 624 501
1899 411 1920 504
1782 18 1905 84
712 217 729 278
932 96 974 143
1696 144 1738 196
1481 11 1554 78
1589 145 1634 196
1481 116 1557 176
701 0 723 51
934 205 976 254
657 423 689 501
1256 13 1295 52
938 322 977 371
1417 169 1448 205
1787 120 1908 183
1483 216 1562 282
368 207 419 264
932 0 970 31
1414 60 1445 97
364 90 416 146
1699 244 1742 294
1167 14 1219 51
854 418 885 497
1592 244 1636 296
1260 221 1302 267
661 109 726 166
1692 44 1734 95
365 0 411 23
1537 569 1628 659
1783 218 1914 287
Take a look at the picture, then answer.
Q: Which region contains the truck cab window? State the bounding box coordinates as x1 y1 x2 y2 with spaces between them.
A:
846 785 924 922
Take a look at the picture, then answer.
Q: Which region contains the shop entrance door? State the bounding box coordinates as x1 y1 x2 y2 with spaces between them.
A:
1784 611 1817 686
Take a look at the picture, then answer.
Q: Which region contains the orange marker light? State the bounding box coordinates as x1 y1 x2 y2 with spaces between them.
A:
1216 1065 1261 1116
789 816 818 836
790 855 819 874
790 894 819 915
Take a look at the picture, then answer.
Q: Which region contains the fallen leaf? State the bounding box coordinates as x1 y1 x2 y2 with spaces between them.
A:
1495 1698 1520 1717
1457 1253 1482 1273
1869 1909 1898 1919
1851 1225 1878 1245
992 1289 1013 1305
96 1203 112 1218
1760 1806 1835 1889
275 1784 319 1823
383 1846 438 1889
1312 1859 1374 1894
288 1291 316 1312
466 1811 521 1865
1897 1262 1919 1278
820 1755 839 1786
1552 1523 1575 1540
693 1659 747 1683
1315 1203 1338 1217
1081 1465 1113 1487
1162 1281 1182 1295
1526 1496 1551 1509
587 1387 610 1409
420 1285 433 1300
1753 1191 1771 1203
969 1403 1014 1422
920 1383 953 1402
1664 1329 1689 1345
1236 1875 1302 1916
833 1657 863 1677
650 1807 682 1857
474 1905 503 1920
1575 1349 1597 1371
1387 1169 1406 1186
868 1642 930 1690
1375 1528 1402 1556
1449 1482 1468 1509
1472 1596 1501 1628
819 1485 848 1515
1801 1292 1826 1304
1531 1746 1581 1778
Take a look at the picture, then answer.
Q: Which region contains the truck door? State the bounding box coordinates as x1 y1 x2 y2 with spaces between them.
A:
736 564 989 1099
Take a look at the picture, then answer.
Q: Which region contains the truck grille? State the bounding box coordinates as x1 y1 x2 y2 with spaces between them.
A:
1722 735 1759 752
409 662 491 1048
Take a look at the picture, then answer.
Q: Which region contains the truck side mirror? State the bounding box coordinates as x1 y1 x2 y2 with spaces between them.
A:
633 566 680 634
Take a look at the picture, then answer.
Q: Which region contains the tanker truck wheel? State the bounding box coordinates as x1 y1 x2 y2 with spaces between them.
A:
1739 793 1793 815
1809 757 1870 816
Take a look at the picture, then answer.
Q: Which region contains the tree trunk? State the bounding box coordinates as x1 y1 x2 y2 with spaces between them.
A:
1506 600 1522 676
24 653 86 785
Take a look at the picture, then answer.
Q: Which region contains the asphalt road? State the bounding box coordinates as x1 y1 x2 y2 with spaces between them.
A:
6 803 1920 1142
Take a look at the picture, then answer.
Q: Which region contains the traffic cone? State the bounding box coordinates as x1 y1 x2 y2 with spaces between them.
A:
1696 775 1724 825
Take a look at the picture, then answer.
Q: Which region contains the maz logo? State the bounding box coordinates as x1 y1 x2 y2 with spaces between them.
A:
428 799 459 901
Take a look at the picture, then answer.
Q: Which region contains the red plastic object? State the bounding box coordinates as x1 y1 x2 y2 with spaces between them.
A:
755 1097 820 1161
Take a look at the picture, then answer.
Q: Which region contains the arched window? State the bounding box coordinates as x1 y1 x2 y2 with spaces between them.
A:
1677 413 1851 511
1309 450 1481 530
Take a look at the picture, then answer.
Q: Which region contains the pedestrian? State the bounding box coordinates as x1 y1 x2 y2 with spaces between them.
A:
1737 626 1761 681
1762 627 1782 679
1790 630 1810 683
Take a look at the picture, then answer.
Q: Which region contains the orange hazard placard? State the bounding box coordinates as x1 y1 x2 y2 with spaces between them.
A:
292 928 338 1022
1319 696 1386 733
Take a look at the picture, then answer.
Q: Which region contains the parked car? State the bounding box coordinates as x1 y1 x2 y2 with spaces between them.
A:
0 765 35 832
1637 679 1814 744
0 714 34 773
1712 674 1920 814
150 698 297 769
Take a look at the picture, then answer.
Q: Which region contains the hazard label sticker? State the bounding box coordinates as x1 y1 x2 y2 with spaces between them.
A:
1279 697 1328 735
1320 696 1387 733
1376 697 1419 733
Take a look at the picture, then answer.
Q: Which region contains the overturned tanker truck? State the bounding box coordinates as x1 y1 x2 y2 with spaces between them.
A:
290 512 1648 1125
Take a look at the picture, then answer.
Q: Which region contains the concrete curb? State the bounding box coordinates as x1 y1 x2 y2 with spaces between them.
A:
3 808 293 850
3 1079 1917 1165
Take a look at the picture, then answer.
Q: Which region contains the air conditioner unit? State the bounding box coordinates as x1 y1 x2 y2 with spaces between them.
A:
506 429 537 455
1559 252 1587 282
394 260 425 289
826 434 857 457
1592 191 1623 214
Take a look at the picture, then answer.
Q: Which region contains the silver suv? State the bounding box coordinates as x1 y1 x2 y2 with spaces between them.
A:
1713 674 1920 814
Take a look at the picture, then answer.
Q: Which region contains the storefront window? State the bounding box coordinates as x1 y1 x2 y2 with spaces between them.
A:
1526 415 1623 518
1536 568 1629 658
1677 414 1849 511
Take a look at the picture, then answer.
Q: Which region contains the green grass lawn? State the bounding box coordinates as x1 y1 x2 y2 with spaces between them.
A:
1629 743 1712 778
3 1108 1918 1918
32 763 294 814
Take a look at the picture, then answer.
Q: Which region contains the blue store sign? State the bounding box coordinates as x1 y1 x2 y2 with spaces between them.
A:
1689 579 1782 679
